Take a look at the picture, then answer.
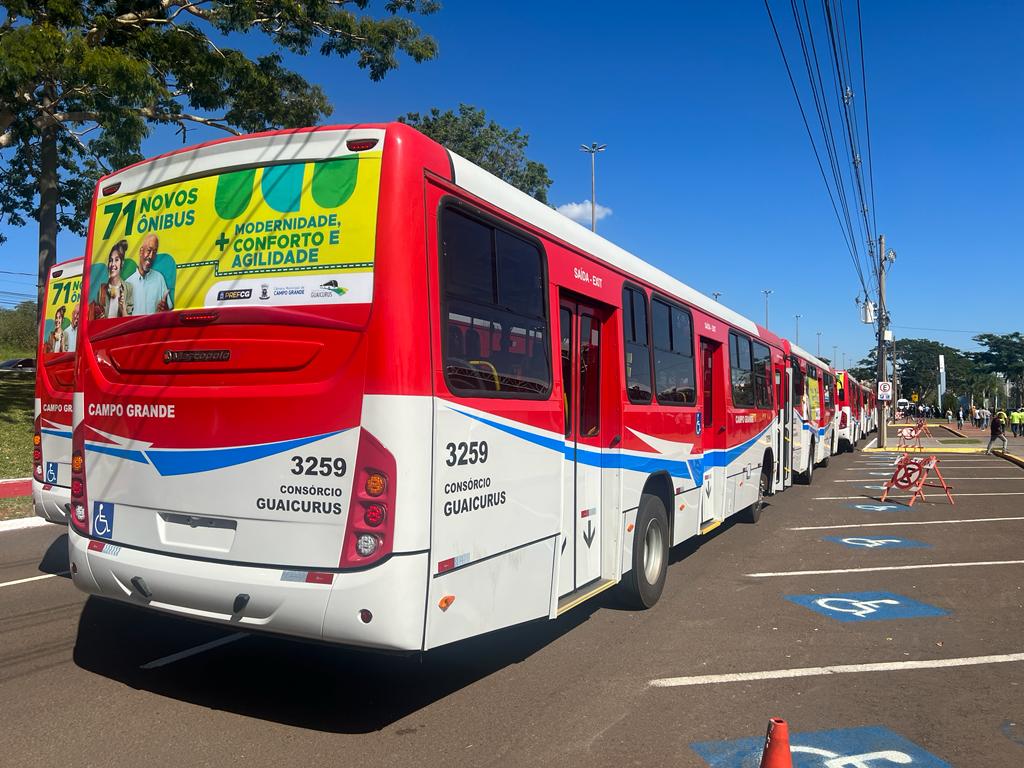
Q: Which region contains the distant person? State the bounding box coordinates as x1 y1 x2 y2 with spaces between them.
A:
957 407 964 430
127 234 172 315
1011 408 1023 438
986 411 1008 454
946 408 952 424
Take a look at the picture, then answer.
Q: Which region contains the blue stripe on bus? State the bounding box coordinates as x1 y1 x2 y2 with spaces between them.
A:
452 408 772 483
145 431 345 476
41 428 72 439
86 430 347 475
86 443 150 464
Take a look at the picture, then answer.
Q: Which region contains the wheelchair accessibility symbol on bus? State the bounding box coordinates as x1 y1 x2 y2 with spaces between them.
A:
44 462 58 484
785 591 948 622
691 725 952 767
92 501 115 539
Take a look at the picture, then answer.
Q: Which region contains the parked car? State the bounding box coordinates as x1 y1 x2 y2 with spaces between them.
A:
0 357 35 374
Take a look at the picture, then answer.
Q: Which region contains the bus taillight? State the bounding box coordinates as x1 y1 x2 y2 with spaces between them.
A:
32 416 43 481
340 429 396 569
70 423 89 534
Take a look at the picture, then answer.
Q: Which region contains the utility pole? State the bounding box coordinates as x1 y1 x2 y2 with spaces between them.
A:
794 314 802 345
877 233 892 448
762 289 773 328
579 142 607 232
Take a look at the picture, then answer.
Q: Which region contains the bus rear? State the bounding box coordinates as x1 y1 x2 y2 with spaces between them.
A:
69 125 441 650
33 258 83 523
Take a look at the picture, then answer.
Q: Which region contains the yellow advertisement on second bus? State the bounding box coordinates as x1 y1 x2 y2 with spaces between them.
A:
88 151 382 318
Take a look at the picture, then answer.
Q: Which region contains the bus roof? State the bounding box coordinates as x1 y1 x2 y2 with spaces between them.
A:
788 341 832 372
449 150 764 338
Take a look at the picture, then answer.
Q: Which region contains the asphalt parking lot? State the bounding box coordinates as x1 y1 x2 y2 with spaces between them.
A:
3 447 1023 767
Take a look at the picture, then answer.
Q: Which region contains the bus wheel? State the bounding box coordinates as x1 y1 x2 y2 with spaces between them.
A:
798 444 815 484
744 466 771 524
621 493 669 609
819 449 830 469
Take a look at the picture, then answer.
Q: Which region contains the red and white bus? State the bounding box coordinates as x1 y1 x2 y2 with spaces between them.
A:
784 343 835 484
70 123 808 650
33 258 83 523
835 370 875 451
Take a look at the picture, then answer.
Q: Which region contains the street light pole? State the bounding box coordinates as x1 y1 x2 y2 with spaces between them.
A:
762 289 773 328
579 142 607 232
795 314 802 345
833 346 839 367
712 291 722 302
816 331 822 358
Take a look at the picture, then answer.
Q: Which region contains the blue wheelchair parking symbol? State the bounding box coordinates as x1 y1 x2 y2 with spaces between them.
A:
848 503 907 513
786 591 947 622
44 462 58 484
692 724 951 767
824 536 929 550
92 501 115 539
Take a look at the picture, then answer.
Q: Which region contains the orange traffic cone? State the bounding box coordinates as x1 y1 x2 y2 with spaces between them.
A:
759 717 793 768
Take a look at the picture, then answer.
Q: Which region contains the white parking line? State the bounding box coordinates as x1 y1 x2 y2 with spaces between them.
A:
0 516 50 534
140 632 247 670
747 560 1024 578
0 571 69 590
648 652 1024 688
790 516 1024 531
814 491 1024 500
832 477 1024 482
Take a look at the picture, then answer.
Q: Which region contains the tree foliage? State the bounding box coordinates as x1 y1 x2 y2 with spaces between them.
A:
399 104 552 203
0 299 36 352
0 0 440 307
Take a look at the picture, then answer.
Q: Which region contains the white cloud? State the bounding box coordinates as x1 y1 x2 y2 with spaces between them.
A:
555 200 613 225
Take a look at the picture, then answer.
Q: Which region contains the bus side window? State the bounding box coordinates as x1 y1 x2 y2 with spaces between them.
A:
441 205 551 398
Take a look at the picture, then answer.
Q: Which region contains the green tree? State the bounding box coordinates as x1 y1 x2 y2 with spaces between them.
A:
973 332 1024 407
0 299 37 353
399 104 552 202
850 338 976 406
0 0 441 312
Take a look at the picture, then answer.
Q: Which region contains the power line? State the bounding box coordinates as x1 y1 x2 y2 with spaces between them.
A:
764 0 869 297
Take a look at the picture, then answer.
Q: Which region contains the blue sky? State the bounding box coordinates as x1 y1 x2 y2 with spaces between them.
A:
3 1 1021 365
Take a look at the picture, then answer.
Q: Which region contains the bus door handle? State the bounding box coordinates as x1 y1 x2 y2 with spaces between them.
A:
718 426 726 433
609 434 621 448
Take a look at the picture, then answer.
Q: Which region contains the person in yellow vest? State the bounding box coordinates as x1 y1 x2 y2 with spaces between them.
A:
1012 408 1024 438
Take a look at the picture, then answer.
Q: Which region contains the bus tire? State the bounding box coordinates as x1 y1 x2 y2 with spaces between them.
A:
797 443 815 484
621 493 669 610
743 465 771 524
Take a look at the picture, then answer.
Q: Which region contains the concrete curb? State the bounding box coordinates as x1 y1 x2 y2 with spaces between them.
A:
0 516 51 534
993 451 1024 471
940 425 969 438
860 448 987 454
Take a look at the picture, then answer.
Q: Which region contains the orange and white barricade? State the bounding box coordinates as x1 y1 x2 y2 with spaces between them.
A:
896 425 923 450
880 454 954 507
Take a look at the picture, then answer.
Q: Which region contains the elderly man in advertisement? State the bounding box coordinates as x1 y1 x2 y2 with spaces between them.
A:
62 304 79 353
127 234 173 315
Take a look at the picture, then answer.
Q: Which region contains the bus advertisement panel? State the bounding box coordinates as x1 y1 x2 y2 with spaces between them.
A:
34 258 84 523
87 149 381 319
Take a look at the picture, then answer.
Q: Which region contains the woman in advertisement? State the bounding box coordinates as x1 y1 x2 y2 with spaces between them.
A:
90 240 133 319
43 305 66 353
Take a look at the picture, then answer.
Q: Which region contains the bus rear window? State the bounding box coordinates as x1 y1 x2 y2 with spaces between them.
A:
441 206 550 398
86 150 382 326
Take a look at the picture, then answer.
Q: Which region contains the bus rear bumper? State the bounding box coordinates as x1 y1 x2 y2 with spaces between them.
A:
69 527 428 651
33 479 70 524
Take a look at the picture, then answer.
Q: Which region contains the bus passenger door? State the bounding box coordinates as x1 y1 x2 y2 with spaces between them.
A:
699 338 725 528
558 298 606 594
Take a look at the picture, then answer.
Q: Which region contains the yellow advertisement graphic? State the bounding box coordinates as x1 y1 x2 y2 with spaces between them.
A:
43 273 82 355
808 376 821 422
89 152 382 316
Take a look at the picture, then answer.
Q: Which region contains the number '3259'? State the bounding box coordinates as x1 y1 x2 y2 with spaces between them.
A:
290 456 347 476
445 441 489 466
